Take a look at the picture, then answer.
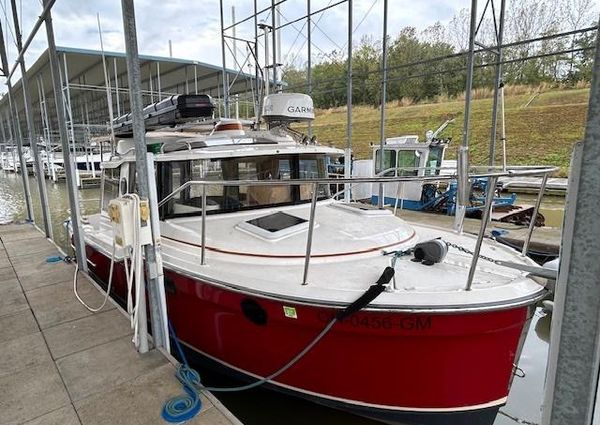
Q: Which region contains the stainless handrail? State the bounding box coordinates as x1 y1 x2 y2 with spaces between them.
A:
466 176 498 290
154 165 557 289
302 182 319 285
521 173 549 256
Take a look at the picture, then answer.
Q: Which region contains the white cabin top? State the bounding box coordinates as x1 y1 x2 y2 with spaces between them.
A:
107 127 343 168
385 135 420 145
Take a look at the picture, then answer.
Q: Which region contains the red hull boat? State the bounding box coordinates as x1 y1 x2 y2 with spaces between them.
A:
76 93 546 425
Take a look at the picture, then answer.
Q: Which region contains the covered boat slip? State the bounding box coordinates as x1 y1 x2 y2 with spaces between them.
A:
82 198 545 311
0 222 240 425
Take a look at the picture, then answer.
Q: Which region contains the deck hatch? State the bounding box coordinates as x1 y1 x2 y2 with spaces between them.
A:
246 212 307 232
236 211 312 240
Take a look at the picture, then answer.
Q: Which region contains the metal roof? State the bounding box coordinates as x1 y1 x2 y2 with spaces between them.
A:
0 46 258 146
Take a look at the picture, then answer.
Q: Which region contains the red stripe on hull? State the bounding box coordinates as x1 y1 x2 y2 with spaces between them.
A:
85 244 529 414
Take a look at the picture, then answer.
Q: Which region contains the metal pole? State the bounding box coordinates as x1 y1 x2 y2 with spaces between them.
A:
97 13 116 147
231 7 237 68
377 0 388 209
157 63 162 101
500 84 507 170
0 24 34 221
219 0 229 118
35 76 49 179
146 153 170 353
344 0 353 203
307 0 312 136
38 75 53 163
465 175 497 291
6 0 56 81
61 53 79 186
488 0 506 166
148 63 153 103
185 66 189 94
302 182 319 285
271 0 277 93
542 134 600 424
168 39 172 57
11 0 53 240
194 64 198 94
275 1 281 92
120 0 167 352
0 113 6 144
453 0 478 233
264 25 270 97
114 57 121 118
253 0 259 120
43 0 88 272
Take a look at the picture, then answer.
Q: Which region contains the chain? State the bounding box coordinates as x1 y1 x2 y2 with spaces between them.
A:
445 242 501 265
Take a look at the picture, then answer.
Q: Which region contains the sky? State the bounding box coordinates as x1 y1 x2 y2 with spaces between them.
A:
0 0 467 84
0 0 598 84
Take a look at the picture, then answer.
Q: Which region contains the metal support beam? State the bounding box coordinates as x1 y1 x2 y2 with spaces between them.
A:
219 0 229 118
542 24 600 425
43 0 88 272
120 0 168 353
11 0 53 240
344 0 352 203
307 0 312 136
6 0 57 80
114 57 121 117
97 14 116 147
453 0 478 233
271 0 277 93
0 23 34 222
488 0 506 166
377 0 388 209
157 62 162 101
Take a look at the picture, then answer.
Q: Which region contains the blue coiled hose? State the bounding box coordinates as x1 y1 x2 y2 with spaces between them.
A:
161 323 203 423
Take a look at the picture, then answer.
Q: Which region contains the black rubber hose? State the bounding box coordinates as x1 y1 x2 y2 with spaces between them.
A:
335 266 395 321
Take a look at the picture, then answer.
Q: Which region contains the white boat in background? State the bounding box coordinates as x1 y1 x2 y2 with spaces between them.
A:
51 151 112 172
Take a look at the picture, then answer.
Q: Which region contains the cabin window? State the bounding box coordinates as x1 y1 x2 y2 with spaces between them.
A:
426 146 444 176
397 151 420 176
375 149 396 176
101 168 120 211
158 154 329 218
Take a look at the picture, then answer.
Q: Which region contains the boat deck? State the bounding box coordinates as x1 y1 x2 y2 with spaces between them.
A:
0 223 241 425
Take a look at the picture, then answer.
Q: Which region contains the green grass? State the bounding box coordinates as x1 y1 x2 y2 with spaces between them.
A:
309 88 590 177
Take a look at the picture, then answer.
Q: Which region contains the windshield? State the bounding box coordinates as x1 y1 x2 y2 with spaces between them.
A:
158 154 329 218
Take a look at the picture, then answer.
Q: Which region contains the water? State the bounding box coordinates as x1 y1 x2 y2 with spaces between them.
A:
517 194 565 229
0 170 553 425
0 171 101 251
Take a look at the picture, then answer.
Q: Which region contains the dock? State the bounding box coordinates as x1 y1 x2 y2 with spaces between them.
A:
0 222 241 425
498 176 568 195
398 209 561 254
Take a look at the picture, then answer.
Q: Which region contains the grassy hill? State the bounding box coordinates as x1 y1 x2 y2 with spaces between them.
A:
311 87 590 177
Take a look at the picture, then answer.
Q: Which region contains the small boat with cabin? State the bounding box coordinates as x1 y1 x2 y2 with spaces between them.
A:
73 92 549 425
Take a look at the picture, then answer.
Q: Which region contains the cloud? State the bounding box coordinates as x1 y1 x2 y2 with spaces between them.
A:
1 0 466 80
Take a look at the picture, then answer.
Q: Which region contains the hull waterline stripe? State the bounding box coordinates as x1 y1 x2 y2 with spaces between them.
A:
161 230 417 259
178 340 508 413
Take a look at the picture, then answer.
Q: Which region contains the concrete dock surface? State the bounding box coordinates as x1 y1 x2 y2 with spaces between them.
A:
0 223 241 425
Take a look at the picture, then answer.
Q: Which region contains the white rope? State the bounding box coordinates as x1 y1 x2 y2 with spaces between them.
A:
73 239 116 313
